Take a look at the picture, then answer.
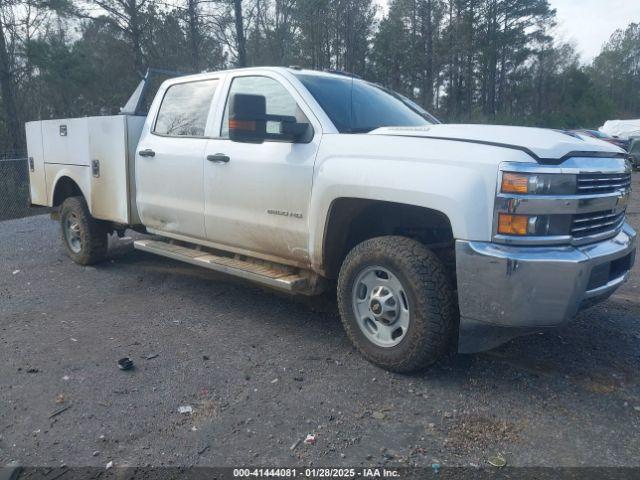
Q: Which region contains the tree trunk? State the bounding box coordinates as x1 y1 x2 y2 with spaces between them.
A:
187 0 200 71
234 0 247 67
423 0 434 108
485 0 498 117
496 7 508 114
447 0 455 118
0 19 23 153
128 0 144 76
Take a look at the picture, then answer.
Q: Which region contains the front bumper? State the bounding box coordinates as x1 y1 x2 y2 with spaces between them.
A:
456 223 636 353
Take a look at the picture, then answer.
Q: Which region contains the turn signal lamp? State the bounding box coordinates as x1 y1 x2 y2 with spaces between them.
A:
501 173 529 194
498 214 530 235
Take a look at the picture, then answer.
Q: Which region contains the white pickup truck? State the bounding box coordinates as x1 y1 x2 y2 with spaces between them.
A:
25 67 636 372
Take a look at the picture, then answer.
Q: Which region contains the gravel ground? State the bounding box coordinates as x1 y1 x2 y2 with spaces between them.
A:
1 175 639 469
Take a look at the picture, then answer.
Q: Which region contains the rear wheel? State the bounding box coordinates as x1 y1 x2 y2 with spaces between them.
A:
60 196 109 265
337 236 456 372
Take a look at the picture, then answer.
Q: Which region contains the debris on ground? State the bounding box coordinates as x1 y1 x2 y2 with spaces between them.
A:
26 368 39 374
271 378 279 384
304 434 316 445
202 355 210 361
197 445 210 455
92 451 100 457
105 461 113 469
488 454 507 467
55 393 65 404
117 357 134 371
372 411 386 420
290 438 301 451
49 405 72 419
143 353 159 360
445 414 522 454
178 405 193 414
12 270 20 275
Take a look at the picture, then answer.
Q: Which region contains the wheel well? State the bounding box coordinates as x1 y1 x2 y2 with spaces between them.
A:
323 199 454 279
52 176 83 207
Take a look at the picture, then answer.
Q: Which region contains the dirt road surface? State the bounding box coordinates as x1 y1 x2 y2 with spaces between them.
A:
1 175 639 469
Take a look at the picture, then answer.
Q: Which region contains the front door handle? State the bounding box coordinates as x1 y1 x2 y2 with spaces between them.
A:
139 149 155 158
207 153 230 163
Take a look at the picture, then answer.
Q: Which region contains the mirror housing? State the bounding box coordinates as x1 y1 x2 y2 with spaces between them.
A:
281 120 311 142
229 93 267 144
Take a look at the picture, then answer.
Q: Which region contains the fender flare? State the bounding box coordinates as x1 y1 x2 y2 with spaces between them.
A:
48 167 91 209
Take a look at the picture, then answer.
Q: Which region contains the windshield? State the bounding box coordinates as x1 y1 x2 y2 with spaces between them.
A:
295 73 438 133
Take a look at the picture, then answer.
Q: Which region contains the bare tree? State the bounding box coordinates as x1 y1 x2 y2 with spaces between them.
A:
0 0 58 151
78 0 150 75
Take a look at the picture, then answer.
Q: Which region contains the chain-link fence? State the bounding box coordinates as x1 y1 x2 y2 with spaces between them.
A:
0 153 49 222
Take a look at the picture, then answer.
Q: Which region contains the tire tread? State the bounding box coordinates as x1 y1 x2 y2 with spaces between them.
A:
60 196 109 265
337 236 456 372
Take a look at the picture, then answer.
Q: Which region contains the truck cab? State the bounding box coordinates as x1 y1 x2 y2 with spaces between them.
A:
25 67 637 372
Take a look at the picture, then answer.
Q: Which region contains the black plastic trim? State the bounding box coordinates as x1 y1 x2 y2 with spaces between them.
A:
539 151 629 165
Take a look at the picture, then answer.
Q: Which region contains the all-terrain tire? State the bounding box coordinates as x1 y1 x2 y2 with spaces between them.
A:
337 236 456 372
60 196 109 265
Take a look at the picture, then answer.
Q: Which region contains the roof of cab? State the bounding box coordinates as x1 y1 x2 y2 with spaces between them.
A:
165 66 356 84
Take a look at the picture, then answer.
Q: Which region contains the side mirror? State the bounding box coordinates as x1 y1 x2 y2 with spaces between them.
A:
229 93 267 144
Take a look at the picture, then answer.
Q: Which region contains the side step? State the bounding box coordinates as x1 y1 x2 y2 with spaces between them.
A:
133 239 312 293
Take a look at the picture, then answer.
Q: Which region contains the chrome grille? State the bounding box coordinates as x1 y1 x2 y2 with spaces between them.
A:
577 172 631 194
571 209 626 239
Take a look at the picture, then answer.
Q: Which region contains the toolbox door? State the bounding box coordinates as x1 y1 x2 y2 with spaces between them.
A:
25 121 47 206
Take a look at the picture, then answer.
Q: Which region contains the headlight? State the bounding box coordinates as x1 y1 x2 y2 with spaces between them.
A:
501 172 576 195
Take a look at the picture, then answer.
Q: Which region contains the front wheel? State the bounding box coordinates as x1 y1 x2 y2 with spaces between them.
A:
337 236 456 372
60 196 109 265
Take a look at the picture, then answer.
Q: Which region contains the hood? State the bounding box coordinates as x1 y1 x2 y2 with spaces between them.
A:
369 124 625 162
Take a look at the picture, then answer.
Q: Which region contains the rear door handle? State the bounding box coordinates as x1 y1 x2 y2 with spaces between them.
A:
207 154 230 163
139 149 155 157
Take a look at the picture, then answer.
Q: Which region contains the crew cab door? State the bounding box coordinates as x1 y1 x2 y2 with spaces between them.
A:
136 78 220 239
203 74 321 264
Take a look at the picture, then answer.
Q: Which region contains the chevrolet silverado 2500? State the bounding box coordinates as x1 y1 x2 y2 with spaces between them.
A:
25 67 637 372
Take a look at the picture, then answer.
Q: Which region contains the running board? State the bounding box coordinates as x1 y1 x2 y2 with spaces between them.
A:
134 239 313 293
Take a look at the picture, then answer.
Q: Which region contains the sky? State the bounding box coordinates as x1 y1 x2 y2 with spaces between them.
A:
374 0 640 63
550 0 640 61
